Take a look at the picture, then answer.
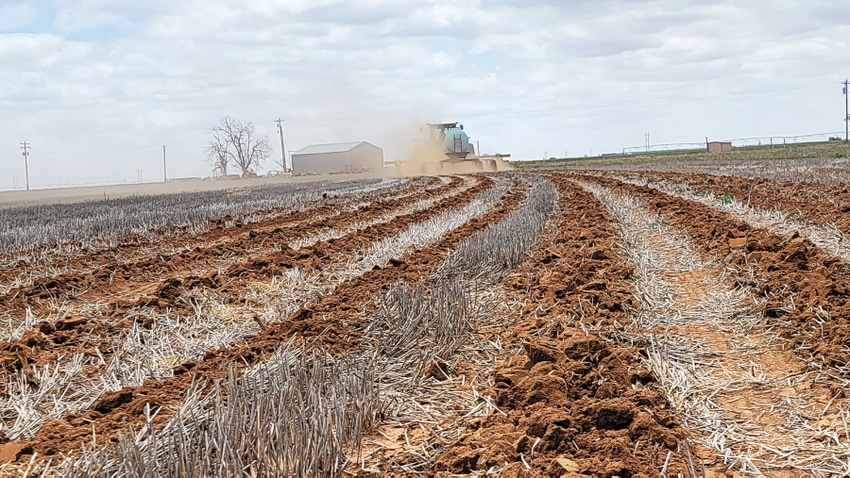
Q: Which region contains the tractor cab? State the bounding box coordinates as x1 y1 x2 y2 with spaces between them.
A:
426 123 473 162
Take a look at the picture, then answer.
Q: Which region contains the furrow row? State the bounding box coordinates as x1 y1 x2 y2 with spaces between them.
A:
583 173 850 475
0 175 528 462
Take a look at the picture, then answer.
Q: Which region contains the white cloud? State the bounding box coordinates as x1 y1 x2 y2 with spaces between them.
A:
0 0 848 187
0 2 41 32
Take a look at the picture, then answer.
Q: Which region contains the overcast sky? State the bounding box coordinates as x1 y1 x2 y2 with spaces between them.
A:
1 0 848 188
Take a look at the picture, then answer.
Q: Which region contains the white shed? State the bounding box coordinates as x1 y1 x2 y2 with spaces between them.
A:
291 141 384 175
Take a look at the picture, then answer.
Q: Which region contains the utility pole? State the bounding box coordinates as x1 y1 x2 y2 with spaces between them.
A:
162 145 167 182
275 118 289 173
20 142 30 191
842 80 850 143
645 132 651 153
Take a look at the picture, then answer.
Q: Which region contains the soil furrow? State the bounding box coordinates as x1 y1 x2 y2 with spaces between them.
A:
0 177 493 443
0 177 458 319
0 178 490 381
637 171 850 234
430 172 692 477
584 174 850 370
610 172 850 279
0 177 527 462
0 178 418 276
581 173 850 472
0 177 432 295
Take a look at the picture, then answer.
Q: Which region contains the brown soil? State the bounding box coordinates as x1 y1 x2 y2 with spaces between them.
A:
0 177 439 283
0 177 487 382
19 169 847 474
425 173 693 477
638 171 850 234
0 178 528 462
586 173 850 382
0 176 457 314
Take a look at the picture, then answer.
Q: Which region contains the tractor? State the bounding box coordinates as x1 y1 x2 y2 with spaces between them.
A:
424 123 509 172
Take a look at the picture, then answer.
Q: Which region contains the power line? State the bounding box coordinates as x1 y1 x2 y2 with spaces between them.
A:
20 142 30 191
275 118 289 173
261 82 819 124
843 79 849 142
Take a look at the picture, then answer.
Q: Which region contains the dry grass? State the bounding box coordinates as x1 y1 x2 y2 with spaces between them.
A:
29 174 558 477
606 172 850 264
578 178 850 476
0 178 513 444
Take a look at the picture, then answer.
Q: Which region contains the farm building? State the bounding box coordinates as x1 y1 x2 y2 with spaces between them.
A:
291 141 384 175
707 141 733 154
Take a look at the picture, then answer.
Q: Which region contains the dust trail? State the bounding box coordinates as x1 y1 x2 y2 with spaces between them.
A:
387 123 510 177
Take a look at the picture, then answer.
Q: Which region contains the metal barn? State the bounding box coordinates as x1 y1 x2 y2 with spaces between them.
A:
291 141 384 175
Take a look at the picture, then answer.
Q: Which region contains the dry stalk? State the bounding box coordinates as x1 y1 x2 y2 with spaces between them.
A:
608 172 850 265
40 343 381 477
358 174 558 474
1 178 513 442
0 177 413 279
577 178 850 476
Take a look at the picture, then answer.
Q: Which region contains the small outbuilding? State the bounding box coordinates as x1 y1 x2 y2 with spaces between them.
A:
291 141 384 175
707 141 733 154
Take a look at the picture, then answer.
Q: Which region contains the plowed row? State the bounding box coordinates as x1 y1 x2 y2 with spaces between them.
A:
0 178 425 284
0 176 483 379
2 168 849 476
588 174 850 371
431 174 691 477
2 176 526 462
633 171 850 234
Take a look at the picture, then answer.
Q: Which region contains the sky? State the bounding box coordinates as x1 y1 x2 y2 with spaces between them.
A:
1 0 848 188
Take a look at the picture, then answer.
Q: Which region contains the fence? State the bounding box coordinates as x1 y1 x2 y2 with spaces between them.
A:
621 131 846 155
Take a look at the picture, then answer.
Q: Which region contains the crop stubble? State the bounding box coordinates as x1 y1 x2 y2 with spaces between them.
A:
0 177 422 284
587 174 850 376
3 168 850 476
0 176 484 379
0 176 458 319
0 176 527 462
629 171 850 235
419 173 692 477
0 176 490 444
584 173 850 473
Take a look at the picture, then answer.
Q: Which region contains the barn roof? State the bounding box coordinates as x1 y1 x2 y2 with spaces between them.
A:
293 141 372 155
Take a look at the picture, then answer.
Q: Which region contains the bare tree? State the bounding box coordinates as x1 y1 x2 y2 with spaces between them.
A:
205 116 272 177
205 126 230 177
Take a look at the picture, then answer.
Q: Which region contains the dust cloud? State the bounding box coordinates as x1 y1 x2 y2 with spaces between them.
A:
296 111 511 180
371 120 510 177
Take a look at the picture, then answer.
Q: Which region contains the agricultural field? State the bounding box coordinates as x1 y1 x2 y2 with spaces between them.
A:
1 166 850 476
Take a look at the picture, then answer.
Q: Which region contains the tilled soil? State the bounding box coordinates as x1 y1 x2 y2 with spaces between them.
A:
0 176 461 319
581 173 850 473
0 177 434 285
585 174 850 372
0 177 528 462
6 168 850 475
636 171 850 234
429 173 691 477
0 177 489 382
